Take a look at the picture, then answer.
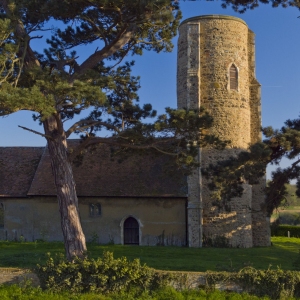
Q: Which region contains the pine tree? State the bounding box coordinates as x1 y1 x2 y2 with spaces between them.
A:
0 0 225 259
203 120 300 216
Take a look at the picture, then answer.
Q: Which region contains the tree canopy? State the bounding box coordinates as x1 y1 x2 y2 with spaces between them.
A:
204 118 300 216
0 0 228 259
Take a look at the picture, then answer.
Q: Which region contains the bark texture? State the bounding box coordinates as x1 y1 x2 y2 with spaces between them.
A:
44 116 86 260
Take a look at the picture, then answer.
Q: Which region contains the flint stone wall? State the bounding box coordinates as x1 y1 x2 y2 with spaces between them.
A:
177 15 270 248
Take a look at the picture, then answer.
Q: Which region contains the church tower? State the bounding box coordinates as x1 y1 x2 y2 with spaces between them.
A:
177 15 270 247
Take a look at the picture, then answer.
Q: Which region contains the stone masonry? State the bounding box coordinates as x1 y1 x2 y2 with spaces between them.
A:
177 15 271 247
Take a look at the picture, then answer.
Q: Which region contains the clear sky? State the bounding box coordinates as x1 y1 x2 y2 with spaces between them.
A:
1 1 300 178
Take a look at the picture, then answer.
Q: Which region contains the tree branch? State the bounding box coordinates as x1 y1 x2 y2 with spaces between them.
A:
68 136 179 161
0 0 40 71
30 35 43 40
18 125 53 139
49 56 79 73
73 23 136 79
66 120 120 137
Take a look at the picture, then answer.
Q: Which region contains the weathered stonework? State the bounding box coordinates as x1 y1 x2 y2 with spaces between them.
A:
177 15 270 247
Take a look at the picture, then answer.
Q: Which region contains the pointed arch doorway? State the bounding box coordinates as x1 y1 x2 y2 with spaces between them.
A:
123 217 139 245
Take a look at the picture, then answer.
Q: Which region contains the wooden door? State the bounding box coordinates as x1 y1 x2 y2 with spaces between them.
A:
124 217 139 245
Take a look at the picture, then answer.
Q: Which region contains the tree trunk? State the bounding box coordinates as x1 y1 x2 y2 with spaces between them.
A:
43 115 87 260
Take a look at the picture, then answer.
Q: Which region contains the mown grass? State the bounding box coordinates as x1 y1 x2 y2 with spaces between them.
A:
0 237 300 272
0 285 271 300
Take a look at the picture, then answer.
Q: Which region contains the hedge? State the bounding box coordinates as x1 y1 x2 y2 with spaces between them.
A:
271 224 300 237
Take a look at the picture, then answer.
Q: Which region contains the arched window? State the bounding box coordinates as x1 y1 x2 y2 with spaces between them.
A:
229 64 238 90
124 217 139 245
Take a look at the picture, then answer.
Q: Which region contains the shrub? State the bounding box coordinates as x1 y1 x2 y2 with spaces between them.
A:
206 267 300 299
36 251 172 294
236 267 300 299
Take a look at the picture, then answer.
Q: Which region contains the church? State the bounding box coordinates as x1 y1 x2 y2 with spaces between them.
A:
0 15 270 247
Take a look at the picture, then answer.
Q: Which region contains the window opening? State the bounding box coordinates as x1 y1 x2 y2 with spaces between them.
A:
230 64 238 90
89 203 101 217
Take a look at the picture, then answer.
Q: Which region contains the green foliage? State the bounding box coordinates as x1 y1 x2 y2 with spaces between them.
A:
271 224 300 237
278 212 300 225
221 0 300 13
107 107 227 173
206 267 300 299
272 184 300 207
7 243 300 298
0 284 272 299
203 142 271 207
0 18 20 86
235 267 300 299
36 251 172 294
204 116 300 215
287 185 300 206
258 121 300 214
0 0 225 260
0 0 181 121
0 0 224 192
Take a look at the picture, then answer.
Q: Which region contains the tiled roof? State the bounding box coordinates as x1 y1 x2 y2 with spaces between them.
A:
0 147 44 197
27 140 187 197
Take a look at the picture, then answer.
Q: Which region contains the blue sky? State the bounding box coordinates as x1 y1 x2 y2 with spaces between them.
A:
1 1 300 178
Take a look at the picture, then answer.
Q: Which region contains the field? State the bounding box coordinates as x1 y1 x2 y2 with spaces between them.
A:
270 184 300 224
0 237 299 272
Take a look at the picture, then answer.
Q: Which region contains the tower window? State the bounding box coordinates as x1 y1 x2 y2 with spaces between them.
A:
229 64 238 90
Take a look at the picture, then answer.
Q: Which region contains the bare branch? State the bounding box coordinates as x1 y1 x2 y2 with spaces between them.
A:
49 56 79 73
66 120 120 137
108 42 135 70
18 125 53 139
151 146 179 156
73 24 136 79
136 38 166 45
30 35 43 40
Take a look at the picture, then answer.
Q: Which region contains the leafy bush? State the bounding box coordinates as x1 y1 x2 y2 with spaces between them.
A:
36 251 172 294
271 224 300 237
206 267 300 299
236 267 300 299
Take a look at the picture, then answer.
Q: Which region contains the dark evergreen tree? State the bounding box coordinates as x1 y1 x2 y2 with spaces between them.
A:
0 0 225 259
203 120 300 216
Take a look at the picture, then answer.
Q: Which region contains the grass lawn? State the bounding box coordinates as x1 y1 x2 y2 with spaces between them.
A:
0 237 299 272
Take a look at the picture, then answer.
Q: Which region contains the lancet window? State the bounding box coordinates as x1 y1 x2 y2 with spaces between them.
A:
230 64 238 90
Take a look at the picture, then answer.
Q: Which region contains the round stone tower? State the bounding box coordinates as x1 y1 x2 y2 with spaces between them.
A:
177 15 270 248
